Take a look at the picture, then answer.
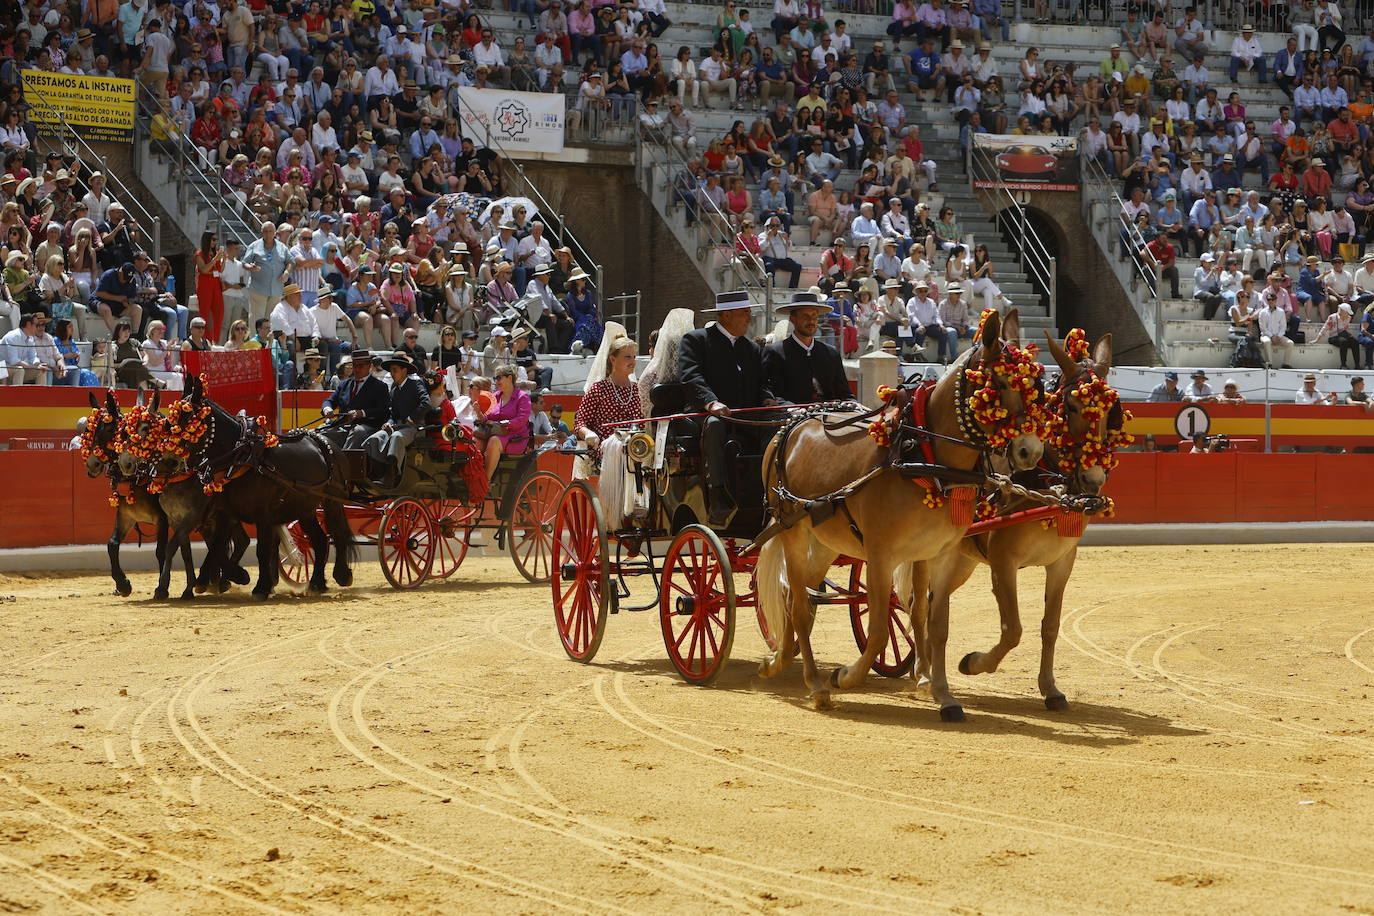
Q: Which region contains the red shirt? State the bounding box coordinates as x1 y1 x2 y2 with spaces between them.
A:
1147 237 1175 268
1329 117 1359 145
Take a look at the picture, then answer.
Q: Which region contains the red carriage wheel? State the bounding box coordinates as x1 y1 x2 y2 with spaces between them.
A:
277 520 313 587
506 469 561 584
551 482 610 663
659 526 736 686
428 499 477 580
847 559 916 678
379 498 436 589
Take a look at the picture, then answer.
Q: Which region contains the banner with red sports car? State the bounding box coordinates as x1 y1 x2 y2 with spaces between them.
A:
972 133 1079 191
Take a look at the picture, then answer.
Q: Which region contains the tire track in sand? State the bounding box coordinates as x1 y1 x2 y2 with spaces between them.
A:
164 625 620 914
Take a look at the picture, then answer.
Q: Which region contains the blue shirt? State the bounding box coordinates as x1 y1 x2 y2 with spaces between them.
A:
909 48 939 78
1297 267 1325 299
758 60 785 81
241 238 295 297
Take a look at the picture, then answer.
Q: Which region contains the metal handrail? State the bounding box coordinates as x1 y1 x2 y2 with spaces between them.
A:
22 78 163 262
963 138 1058 322
1078 153 1165 349
130 82 257 248
452 103 603 296
635 120 775 323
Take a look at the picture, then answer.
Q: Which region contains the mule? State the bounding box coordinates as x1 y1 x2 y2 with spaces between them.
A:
756 309 1046 715
900 332 1120 717
181 379 355 600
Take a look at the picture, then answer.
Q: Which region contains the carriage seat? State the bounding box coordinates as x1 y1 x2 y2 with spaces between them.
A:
649 382 686 416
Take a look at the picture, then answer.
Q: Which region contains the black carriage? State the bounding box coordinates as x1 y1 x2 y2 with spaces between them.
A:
549 384 917 686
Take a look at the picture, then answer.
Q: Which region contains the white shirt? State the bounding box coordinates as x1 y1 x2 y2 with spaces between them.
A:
270 301 316 337
221 257 245 289
363 65 399 98
473 41 505 68
1230 35 1262 63
906 295 940 327
698 56 727 81
1257 305 1288 337
1295 385 1329 405
309 302 349 340
1182 380 1214 401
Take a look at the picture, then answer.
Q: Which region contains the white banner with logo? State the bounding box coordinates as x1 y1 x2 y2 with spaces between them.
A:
455 87 565 156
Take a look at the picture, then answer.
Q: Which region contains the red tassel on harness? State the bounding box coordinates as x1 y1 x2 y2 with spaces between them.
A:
946 486 976 527
1055 511 1086 538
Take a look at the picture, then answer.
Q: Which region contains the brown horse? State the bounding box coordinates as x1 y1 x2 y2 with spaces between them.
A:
756 309 1045 714
900 332 1119 718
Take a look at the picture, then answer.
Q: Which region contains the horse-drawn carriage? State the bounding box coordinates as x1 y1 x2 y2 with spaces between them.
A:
549 310 1127 718
277 420 562 590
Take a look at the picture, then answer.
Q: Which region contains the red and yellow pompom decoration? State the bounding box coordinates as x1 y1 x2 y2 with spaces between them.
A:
964 338 1050 449
1062 327 1091 363
916 477 945 510
255 415 280 448
1044 373 1135 473
867 384 901 446
78 407 118 466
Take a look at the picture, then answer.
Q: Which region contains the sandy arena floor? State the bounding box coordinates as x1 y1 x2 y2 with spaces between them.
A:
1 544 1373 914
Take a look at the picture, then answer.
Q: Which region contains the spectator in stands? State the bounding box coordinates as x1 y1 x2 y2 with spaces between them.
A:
1148 370 1183 401
760 216 802 288
1317 301 1361 368
1182 369 1215 402
1258 288 1297 368
1142 228 1180 298
1295 371 1338 403
1229 25 1267 84
1174 8 1209 61
936 282 972 362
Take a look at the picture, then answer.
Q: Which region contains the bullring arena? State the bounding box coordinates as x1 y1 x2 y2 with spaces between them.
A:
3 543 1373 914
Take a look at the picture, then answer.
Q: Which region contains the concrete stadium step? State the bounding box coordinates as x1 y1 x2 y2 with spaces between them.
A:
1167 337 1351 371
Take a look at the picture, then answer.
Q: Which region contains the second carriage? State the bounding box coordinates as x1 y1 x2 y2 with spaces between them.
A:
280 420 562 590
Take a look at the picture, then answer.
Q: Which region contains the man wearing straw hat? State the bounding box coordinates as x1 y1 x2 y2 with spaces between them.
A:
763 290 851 405
678 290 778 526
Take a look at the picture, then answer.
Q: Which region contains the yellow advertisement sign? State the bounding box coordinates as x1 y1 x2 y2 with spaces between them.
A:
22 73 136 143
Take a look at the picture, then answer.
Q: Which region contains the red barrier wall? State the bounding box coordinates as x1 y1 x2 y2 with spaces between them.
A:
1101 452 1374 524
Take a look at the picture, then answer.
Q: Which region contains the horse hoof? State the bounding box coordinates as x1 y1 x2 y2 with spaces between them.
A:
153 589 169 601
1044 694 1069 712
115 583 132 598
334 569 353 587
252 589 271 602
229 567 251 586
216 579 231 593
958 653 976 676
939 704 965 723
194 584 208 595
811 691 833 710
308 584 328 595
178 590 196 601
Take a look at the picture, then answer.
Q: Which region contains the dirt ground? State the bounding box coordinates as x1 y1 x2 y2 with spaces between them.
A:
2 543 1374 914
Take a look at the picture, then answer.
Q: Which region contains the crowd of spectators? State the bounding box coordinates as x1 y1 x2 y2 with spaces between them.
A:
1078 8 1374 369
0 0 609 388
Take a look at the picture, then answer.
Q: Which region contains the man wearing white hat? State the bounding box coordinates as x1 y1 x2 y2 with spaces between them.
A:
763 290 850 405
1229 25 1266 84
937 283 974 363
1352 253 1374 306
678 291 777 525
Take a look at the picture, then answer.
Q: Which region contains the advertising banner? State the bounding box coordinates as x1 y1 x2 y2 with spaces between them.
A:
22 73 136 143
182 350 278 429
972 133 1079 191
456 86 565 156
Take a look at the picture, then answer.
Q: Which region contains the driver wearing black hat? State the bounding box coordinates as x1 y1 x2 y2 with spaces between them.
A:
763 290 852 405
678 290 778 526
361 351 432 484
321 348 389 447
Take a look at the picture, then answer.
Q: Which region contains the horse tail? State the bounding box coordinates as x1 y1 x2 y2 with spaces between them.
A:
756 535 791 650
277 525 303 566
322 500 356 570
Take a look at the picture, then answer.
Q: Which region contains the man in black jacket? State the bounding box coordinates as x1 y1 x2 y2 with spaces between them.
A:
678 290 777 526
762 290 853 405
322 350 390 448
362 351 433 484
